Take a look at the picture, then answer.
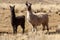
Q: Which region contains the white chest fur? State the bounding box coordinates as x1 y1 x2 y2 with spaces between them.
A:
27 11 30 20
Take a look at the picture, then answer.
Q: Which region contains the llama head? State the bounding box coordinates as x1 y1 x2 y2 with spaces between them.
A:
10 5 15 12
25 1 32 11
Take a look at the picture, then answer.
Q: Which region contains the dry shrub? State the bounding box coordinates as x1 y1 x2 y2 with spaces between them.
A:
55 11 58 14
59 14 60 15
43 10 47 13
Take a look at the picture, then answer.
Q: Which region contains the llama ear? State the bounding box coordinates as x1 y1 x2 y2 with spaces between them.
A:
13 5 15 7
10 5 12 8
26 1 28 6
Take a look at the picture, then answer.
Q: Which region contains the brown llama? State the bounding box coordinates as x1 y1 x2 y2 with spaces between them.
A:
25 2 49 32
10 5 25 34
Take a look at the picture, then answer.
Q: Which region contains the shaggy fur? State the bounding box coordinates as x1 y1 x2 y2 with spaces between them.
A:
10 5 25 34
26 2 49 32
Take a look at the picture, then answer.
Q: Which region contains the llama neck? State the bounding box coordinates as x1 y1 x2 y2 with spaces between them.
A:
27 10 33 20
11 10 16 19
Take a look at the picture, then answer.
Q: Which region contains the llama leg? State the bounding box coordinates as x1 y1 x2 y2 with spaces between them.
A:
21 24 25 34
42 23 45 31
35 26 38 31
13 26 15 34
22 25 25 34
23 26 25 33
32 25 38 34
46 23 49 32
32 25 37 32
13 25 17 34
15 26 18 34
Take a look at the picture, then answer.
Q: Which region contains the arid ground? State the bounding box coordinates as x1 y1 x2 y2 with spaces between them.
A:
0 2 60 40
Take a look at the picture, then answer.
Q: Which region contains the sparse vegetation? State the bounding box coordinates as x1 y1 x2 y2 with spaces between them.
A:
0 3 60 40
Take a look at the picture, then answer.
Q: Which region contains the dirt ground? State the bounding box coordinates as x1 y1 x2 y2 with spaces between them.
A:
0 3 60 40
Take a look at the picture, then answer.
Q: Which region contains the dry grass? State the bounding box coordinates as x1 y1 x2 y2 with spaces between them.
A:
0 3 60 40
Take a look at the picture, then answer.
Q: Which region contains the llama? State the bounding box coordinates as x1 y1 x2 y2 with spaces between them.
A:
10 5 25 34
26 2 49 32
